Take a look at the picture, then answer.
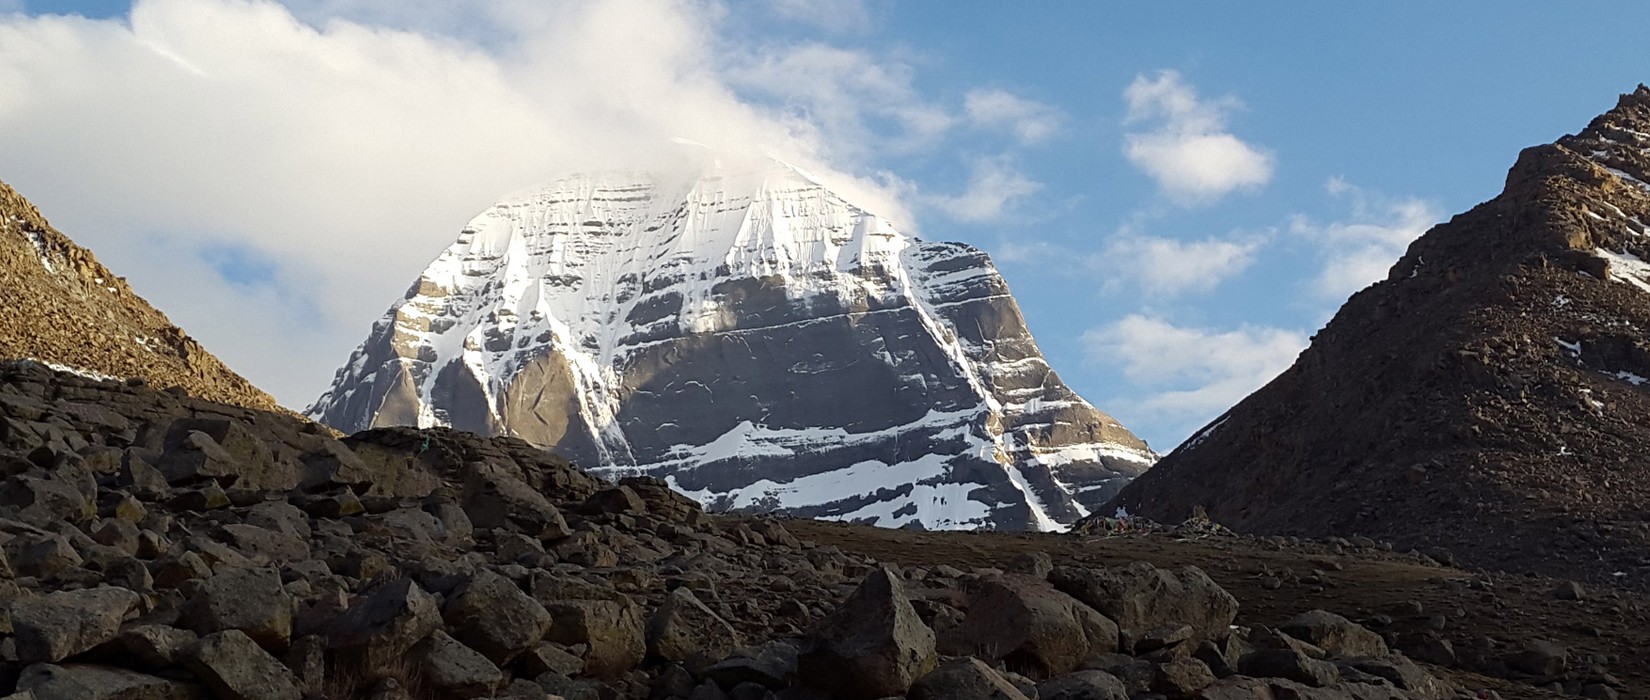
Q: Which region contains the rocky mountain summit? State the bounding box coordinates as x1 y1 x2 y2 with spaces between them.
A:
308 163 1154 531
1105 86 1650 584
0 180 279 414
1 358 1544 700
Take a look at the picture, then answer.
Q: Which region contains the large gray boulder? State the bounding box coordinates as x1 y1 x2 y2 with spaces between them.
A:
646 587 742 670
1034 670 1129 700
11 587 140 663
220 524 309 564
1511 640 1568 677
116 453 171 502
1049 563 1237 651
908 657 1030 700
282 635 327 697
89 519 140 557
798 566 937 700
0 467 94 527
443 571 552 665
579 485 646 516
102 554 155 594
181 568 293 650
13 663 206 700
242 501 311 540
183 630 304 700
325 578 442 672
412 630 504 699
1151 658 1216 697
939 574 1118 679
1236 649 1340 687
9 534 84 579
543 598 646 678
459 462 569 539
324 437 442 499
157 420 296 492
118 625 200 667
1278 610 1388 658
1342 655 1451 699
298 438 374 492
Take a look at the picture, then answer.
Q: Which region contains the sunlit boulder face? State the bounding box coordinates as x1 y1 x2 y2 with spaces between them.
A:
310 161 1155 530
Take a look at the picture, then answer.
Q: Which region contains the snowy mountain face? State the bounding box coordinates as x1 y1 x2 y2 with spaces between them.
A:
308 163 1155 530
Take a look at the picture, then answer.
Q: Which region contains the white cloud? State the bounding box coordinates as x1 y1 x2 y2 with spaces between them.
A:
276 0 505 35
1293 177 1441 301
0 0 921 409
728 42 953 159
1084 314 1306 440
964 88 1063 144
1122 70 1273 203
766 0 869 33
1094 233 1265 297
923 155 1042 223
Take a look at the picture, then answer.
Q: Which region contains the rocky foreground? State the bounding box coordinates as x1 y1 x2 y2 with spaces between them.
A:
0 359 1636 700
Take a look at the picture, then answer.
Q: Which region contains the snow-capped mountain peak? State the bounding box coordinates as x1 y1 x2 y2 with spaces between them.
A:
310 160 1155 530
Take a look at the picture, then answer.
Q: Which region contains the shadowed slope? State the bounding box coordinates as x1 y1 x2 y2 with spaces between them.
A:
1104 87 1650 584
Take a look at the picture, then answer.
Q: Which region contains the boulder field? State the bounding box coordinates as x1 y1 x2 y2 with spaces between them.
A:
0 359 1634 699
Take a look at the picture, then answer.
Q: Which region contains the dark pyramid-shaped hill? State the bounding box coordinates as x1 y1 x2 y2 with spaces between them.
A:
1105 86 1650 583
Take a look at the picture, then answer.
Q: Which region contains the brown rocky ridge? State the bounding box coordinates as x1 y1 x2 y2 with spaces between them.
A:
0 179 279 414
6 357 1646 700
1101 86 1650 586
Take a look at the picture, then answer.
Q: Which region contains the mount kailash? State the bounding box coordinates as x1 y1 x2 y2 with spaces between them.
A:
308 161 1155 530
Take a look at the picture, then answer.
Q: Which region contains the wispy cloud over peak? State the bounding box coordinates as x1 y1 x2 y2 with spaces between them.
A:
728 42 954 159
922 154 1043 223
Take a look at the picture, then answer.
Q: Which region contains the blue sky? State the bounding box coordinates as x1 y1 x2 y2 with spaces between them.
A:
3 1 1649 451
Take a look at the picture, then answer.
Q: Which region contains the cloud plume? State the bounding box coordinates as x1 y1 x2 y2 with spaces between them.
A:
0 0 926 408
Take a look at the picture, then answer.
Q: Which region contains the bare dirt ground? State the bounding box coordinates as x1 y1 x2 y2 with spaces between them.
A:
784 519 1650 699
